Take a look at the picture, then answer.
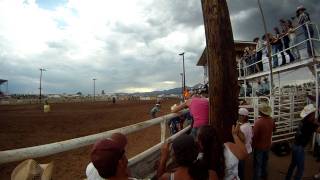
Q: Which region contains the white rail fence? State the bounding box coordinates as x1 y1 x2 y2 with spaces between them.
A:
0 110 189 166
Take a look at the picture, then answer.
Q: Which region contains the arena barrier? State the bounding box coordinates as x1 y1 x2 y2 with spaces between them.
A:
0 110 189 178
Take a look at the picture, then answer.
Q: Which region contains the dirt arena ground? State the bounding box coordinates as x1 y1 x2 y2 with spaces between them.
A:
0 99 179 179
0 99 320 179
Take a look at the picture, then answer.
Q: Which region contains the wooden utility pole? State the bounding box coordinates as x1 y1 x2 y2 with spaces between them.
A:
201 0 238 141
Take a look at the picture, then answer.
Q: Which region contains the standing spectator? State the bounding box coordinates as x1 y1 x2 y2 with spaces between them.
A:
271 27 286 67
254 37 263 72
237 108 253 180
287 20 301 60
296 5 314 57
252 103 276 180
285 104 320 180
280 19 295 63
197 125 248 180
171 93 209 139
112 97 116 104
150 103 161 118
243 47 253 75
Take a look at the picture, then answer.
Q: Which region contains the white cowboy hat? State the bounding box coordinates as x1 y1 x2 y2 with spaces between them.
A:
300 104 316 118
239 108 249 116
296 5 306 13
259 103 272 116
11 159 54 180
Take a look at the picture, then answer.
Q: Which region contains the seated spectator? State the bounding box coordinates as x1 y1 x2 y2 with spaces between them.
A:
11 159 54 180
157 134 217 180
86 133 135 180
197 125 248 180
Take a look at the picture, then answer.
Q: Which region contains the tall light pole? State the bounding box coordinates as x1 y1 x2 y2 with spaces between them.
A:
93 78 97 101
180 73 184 101
179 52 186 92
257 0 273 95
39 68 46 103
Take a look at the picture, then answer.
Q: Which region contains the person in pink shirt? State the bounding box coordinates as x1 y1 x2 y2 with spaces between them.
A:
171 93 209 138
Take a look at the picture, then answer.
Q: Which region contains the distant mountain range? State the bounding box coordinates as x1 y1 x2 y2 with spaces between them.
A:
130 83 203 96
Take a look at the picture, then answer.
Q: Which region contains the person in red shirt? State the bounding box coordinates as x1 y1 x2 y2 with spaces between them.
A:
252 103 276 180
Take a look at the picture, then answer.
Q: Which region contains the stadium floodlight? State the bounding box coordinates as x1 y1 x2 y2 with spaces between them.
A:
179 52 186 100
93 78 97 101
39 68 47 103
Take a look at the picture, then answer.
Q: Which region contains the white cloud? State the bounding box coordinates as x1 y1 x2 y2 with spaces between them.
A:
0 0 205 94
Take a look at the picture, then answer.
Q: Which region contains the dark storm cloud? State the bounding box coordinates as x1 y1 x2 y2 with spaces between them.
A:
227 0 320 40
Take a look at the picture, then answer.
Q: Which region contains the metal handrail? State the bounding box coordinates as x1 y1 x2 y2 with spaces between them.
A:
238 22 320 78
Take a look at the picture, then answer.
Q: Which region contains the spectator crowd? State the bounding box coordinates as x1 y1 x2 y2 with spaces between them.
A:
239 5 316 76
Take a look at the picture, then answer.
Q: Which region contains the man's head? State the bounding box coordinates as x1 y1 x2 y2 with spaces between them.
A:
238 108 249 123
253 37 259 43
91 133 128 179
259 103 272 117
300 104 316 122
296 5 306 16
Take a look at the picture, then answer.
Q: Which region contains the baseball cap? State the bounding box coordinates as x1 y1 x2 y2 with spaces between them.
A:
238 108 249 116
91 134 127 178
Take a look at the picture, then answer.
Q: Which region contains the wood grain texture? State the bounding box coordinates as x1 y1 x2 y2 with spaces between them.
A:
201 0 238 141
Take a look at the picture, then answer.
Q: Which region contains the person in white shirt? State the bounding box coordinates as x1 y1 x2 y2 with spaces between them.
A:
237 108 253 180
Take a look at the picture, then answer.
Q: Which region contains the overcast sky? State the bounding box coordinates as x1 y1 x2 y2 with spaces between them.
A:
0 0 319 94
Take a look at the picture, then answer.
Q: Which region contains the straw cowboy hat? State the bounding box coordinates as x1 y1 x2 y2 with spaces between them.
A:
300 104 316 118
259 103 272 116
296 5 306 13
11 159 54 180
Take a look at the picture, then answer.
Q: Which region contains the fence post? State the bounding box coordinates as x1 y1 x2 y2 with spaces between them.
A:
161 119 166 142
289 93 294 132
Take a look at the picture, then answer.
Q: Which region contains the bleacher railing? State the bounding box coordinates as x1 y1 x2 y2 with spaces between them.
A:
238 22 320 78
